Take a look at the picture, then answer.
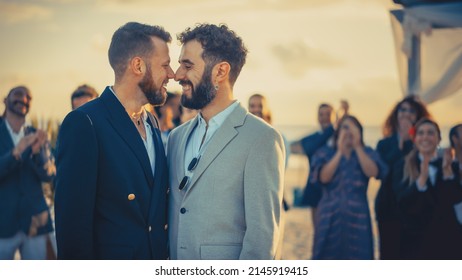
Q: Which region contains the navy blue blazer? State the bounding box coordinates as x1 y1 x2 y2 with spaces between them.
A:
299 125 334 207
392 157 462 259
0 119 54 238
300 125 334 159
54 87 169 260
374 134 413 221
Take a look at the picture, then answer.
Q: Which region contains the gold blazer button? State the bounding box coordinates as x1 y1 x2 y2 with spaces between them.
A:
128 194 136 200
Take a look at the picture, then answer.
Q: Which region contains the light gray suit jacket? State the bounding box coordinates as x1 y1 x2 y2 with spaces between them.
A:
167 103 285 260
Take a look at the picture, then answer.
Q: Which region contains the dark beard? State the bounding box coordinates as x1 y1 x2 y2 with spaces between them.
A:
7 99 29 117
138 63 166 106
180 64 216 110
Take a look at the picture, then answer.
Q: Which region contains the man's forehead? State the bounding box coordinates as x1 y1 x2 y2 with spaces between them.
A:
180 40 204 60
151 37 170 56
9 88 32 98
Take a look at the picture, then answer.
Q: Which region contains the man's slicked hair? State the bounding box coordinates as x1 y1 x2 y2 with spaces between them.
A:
177 23 248 86
108 22 171 80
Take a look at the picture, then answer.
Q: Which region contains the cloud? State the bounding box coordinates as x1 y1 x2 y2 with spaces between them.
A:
94 0 213 12
246 0 341 10
0 2 53 24
37 0 78 3
240 0 394 11
271 40 343 78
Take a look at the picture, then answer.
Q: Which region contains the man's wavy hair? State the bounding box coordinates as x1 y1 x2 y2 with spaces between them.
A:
177 24 248 86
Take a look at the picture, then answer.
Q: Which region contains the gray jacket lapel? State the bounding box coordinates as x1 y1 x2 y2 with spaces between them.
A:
185 104 247 195
176 117 199 185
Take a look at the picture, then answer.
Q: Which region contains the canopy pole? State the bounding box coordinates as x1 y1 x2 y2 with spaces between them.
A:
408 33 421 96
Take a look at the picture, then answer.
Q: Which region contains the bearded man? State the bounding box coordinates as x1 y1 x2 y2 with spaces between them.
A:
167 24 285 260
0 86 55 259
54 22 174 259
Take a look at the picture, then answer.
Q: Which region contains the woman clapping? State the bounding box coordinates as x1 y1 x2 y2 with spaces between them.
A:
310 116 388 259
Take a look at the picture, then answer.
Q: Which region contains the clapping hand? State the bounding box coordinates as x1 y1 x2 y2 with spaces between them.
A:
350 123 362 149
398 118 413 149
31 129 48 155
12 133 38 159
442 148 454 178
417 154 431 188
337 129 349 155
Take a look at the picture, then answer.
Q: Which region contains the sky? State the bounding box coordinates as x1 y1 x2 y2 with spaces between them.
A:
0 0 461 127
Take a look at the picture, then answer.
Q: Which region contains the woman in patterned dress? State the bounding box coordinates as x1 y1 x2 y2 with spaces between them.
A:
310 115 388 259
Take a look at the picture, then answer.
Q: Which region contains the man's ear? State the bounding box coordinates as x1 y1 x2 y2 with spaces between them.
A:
214 62 230 83
130 57 145 75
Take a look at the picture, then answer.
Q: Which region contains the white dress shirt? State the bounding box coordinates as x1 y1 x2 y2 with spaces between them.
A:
5 119 25 146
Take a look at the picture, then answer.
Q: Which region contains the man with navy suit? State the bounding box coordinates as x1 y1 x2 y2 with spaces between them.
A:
0 86 55 259
54 22 175 259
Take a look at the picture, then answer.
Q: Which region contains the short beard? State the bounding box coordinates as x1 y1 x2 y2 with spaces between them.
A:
180 63 216 110
138 63 166 106
7 99 29 117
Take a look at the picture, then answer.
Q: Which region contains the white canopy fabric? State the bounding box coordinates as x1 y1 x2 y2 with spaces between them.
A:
390 2 462 104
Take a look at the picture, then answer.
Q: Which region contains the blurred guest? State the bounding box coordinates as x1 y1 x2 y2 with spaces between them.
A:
375 96 431 259
70 84 98 110
165 92 182 127
393 118 462 259
180 107 198 124
248 93 272 123
310 115 388 259
248 93 290 166
290 103 334 225
0 86 55 259
153 97 176 148
449 123 462 168
335 99 349 123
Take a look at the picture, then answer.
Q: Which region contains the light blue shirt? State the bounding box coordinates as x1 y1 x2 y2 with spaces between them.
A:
183 101 239 187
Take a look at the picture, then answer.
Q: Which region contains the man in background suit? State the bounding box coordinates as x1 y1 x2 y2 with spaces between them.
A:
0 86 55 259
167 24 285 260
290 103 334 222
70 84 98 110
55 22 174 259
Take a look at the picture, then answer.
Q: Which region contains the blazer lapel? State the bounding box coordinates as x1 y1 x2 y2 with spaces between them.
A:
0 121 15 151
185 104 247 195
100 87 155 187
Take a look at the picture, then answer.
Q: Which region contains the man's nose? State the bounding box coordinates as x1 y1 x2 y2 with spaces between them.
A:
167 66 175 80
19 94 31 103
174 68 184 82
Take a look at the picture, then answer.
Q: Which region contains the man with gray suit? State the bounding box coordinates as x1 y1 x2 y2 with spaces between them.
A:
167 24 285 260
